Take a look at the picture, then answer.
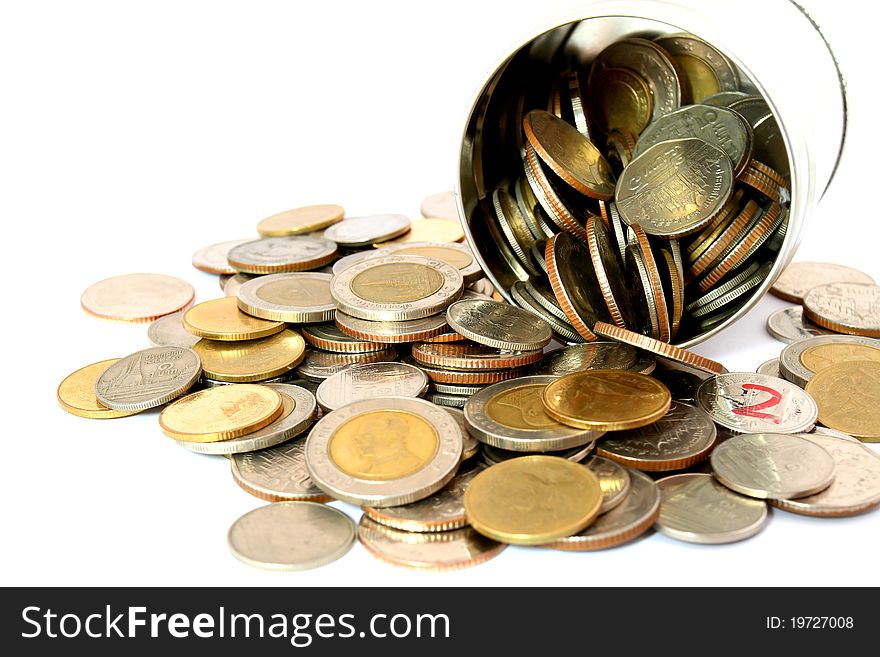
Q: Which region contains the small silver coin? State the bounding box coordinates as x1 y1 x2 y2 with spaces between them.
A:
756 358 782 378
191 238 252 275
315 362 429 411
480 441 595 466
230 438 329 502
779 334 880 387
711 432 836 500
431 382 485 396
294 346 397 382
322 214 411 247
508 283 584 343
531 342 638 376
446 299 552 351
236 272 336 323
227 236 338 274
95 346 202 411
766 306 834 344
687 261 771 318
425 392 468 408
147 311 200 349
227 502 355 571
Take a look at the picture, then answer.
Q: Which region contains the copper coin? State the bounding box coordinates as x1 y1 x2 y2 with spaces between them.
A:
545 232 610 340
628 225 670 342
522 143 590 240
409 359 529 385
411 341 543 371
80 273 194 323
334 310 449 344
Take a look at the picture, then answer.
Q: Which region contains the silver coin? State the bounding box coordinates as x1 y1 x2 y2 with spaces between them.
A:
223 273 259 297
425 392 468 408
331 255 463 321
728 95 772 126
522 278 568 321
147 311 200 349
534 343 638 378
227 501 355 571
315 362 428 411
634 105 753 176
199 373 290 389
362 461 486 532
689 262 771 319
766 306 834 344
491 188 540 276
322 214 411 247
583 455 632 514
334 310 449 344
686 260 764 313
480 441 595 466
236 272 335 323
219 273 234 290
771 261 875 304
95 346 201 411
625 244 662 339
779 334 880 387
446 299 552 351
653 34 739 101
711 432 836 499
420 191 459 221
530 240 548 274
305 396 463 506
515 177 550 241
439 407 480 461
230 438 328 502
654 473 769 544
301 323 385 353
701 90 749 107
547 469 659 551
771 433 880 517
191 238 252 275
373 241 483 285
803 282 880 337
597 402 717 471
810 426 860 443
431 382 484 396
756 358 782 378
331 250 374 276
460 288 492 302
509 282 584 343
608 201 629 262
294 346 397 382
175 384 317 455
465 376 601 452
695 372 819 434
227 236 338 274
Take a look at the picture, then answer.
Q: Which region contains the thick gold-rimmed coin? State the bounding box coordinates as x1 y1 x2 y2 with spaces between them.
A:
542 370 671 431
236 272 335 323
588 66 653 136
256 204 345 237
159 384 283 442
464 455 603 545
805 360 880 441
372 218 464 248
374 241 482 284
182 296 285 341
522 143 591 240
57 359 141 419
301 323 385 353
80 273 194 323
411 342 543 370
193 328 306 382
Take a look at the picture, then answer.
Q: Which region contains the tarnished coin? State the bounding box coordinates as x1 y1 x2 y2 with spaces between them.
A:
180 384 317 455
194 329 306 382
94 346 201 411
183 296 285 341
374 218 464 247
803 282 880 337
711 433 835 499
223 273 259 297
295 346 397 382
411 341 542 371
531 342 638 376
191 239 252 274
756 358 782 378
465 376 601 452
420 191 459 222
542 370 671 431
228 502 355 571
780 335 880 387
438 407 480 461
766 306 834 344
695 372 818 434
322 214 411 247
464 455 603 545
231 438 329 502
523 109 616 200
770 261 875 304
256 204 345 237
362 461 486 532
805 360 880 441
374 241 482 284
236 272 335 323
334 310 449 344
315 362 428 411
597 402 716 471
547 469 659 551
446 298 552 351
357 515 505 570
159 384 283 442
545 232 610 340
305 397 462 506
147 311 201 349
331 255 463 321
771 433 880 516
301 323 385 353
57 359 141 419
582 456 632 514
480 442 595 466
655 473 768 544
615 138 734 238
654 34 739 102
227 236 337 274
586 215 634 329
81 273 194 323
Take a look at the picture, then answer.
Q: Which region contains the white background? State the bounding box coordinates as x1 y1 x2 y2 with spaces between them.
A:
1 0 878 587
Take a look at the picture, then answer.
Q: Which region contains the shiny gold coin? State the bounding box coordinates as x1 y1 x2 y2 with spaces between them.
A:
183 297 285 341
350 261 444 304
256 204 345 237
80 273 194 323
463 455 603 545
805 360 880 442
57 359 141 419
193 328 306 382
372 218 464 248
801 342 880 375
542 370 671 431
159 384 283 442
383 245 472 270
589 67 653 136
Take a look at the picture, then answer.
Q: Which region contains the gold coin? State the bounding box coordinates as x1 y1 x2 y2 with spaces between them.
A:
80 273 194 323
589 67 653 136
256 204 345 237
486 385 564 430
159 384 283 442
182 297 285 341
372 218 464 247
329 410 440 481
542 370 671 431
57 359 141 419
387 245 473 270
463 455 603 544
805 360 880 442
350 261 444 304
193 328 306 382
801 342 880 375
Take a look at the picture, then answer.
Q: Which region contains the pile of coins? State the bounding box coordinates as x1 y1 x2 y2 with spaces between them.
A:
469 32 790 344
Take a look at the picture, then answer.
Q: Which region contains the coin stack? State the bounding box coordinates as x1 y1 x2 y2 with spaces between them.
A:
473 32 789 345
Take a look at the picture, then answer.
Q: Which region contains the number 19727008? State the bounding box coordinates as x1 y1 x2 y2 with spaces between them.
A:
766 617 854 629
